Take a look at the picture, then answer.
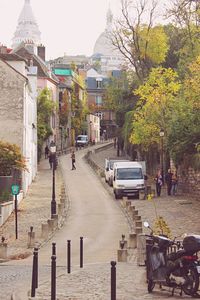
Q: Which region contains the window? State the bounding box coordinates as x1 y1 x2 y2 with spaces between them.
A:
95 95 102 106
95 112 104 120
96 79 102 88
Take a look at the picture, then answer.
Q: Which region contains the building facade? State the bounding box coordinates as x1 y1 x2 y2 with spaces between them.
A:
0 53 37 194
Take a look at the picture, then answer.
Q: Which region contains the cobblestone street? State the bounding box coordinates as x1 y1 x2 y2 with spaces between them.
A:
0 144 200 299
33 145 200 299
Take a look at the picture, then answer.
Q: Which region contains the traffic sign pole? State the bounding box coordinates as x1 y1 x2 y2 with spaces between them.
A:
11 184 19 240
15 194 18 239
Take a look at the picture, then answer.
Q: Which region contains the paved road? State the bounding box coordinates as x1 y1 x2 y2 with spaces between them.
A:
0 146 129 299
1 145 200 299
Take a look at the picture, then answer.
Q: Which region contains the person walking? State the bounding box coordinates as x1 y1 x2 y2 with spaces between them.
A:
171 171 178 195
45 145 49 159
49 154 53 169
154 169 163 197
165 168 173 196
71 150 76 170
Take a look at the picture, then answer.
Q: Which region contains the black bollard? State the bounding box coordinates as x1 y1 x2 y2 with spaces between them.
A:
111 261 116 300
80 237 83 268
51 254 56 300
52 242 56 256
31 248 38 297
67 240 71 273
35 248 38 289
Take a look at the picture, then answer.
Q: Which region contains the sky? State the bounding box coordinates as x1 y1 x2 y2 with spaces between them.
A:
0 0 170 60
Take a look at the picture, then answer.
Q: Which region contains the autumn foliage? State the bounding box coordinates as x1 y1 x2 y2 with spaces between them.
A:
0 141 27 176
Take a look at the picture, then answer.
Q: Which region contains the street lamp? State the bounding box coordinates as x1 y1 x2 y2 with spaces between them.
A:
159 129 164 184
50 142 56 218
89 121 92 144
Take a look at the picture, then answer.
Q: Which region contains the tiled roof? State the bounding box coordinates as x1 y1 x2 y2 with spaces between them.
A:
13 45 59 84
0 53 27 63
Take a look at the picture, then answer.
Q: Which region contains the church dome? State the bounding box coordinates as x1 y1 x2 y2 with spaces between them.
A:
93 31 118 56
12 0 41 49
93 7 118 56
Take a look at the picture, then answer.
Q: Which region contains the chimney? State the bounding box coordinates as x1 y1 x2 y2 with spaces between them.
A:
0 45 8 54
37 45 45 61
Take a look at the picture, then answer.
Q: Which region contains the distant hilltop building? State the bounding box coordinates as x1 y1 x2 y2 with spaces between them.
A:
12 0 41 52
92 7 124 74
50 8 124 75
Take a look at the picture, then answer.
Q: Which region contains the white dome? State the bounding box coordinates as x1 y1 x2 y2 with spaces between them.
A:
93 30 118 56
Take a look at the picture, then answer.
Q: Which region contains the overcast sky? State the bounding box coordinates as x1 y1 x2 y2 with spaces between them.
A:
0 0 170 60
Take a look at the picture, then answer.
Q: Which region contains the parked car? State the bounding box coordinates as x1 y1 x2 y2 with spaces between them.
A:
104 158 129 186
113 161 146 199
75 135 88 147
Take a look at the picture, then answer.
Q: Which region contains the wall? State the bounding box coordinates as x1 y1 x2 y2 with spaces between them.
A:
178 166 200 198
0 59 25 149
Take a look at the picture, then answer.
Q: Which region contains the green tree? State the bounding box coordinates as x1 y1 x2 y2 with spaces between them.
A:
37 88 56 160
130 67 180 149
111 0 169 81
167 0 200 76
168 56 200 164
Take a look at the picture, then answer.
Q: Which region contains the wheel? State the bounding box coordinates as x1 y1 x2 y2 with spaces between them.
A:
114 191 121 199
148 279 155 293
182 266 199 296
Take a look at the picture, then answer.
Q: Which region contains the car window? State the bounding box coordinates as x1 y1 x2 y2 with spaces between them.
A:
116 168 143 180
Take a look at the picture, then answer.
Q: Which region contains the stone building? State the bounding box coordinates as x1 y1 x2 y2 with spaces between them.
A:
0 52 37 194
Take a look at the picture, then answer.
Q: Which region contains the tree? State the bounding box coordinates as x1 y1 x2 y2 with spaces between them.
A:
0 141 27 176
37 88 56 160
168 56 200 164
167 0 200 76
111 0 169 81
59 89 69 127
130 67 180 149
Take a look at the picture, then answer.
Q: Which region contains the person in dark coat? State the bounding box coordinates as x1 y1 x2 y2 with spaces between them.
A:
165 168 173 196
49 154 53 169
154 169 163 197
45 145 49 159
71 150 76 170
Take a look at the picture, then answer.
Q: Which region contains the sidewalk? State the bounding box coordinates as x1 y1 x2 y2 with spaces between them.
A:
0 158 64 260
91 145 200 237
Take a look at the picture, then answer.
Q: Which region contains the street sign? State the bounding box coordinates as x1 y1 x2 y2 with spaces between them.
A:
11 184 20 195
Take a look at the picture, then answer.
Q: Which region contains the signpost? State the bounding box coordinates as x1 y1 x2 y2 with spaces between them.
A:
11 184 20 239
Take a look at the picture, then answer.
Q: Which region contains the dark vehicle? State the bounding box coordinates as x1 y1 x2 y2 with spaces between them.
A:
75 135 88 148
144 221 200 297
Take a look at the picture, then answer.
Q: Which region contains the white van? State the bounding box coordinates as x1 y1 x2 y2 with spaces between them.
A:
75 135 88 147
104 158 129 186
113 161 146 199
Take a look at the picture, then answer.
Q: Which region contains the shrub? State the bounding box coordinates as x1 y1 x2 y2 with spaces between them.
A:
0 141 27 176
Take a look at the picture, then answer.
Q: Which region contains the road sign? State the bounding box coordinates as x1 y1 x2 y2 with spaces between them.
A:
11 184 20 195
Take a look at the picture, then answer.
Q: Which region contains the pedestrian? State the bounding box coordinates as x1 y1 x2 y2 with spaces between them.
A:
154 169 163 197
71 150 76 170
113 137 117 149
171 171 178 195
45 145 49 159
49 154 53 169
165 168 173 196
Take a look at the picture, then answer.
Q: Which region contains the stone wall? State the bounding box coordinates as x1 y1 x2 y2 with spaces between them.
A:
178 166 200 198
0 59 25 150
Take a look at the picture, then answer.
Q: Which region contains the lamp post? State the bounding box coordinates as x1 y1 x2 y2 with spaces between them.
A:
50 142 56 218
159 129 164 184
89 121 92 144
